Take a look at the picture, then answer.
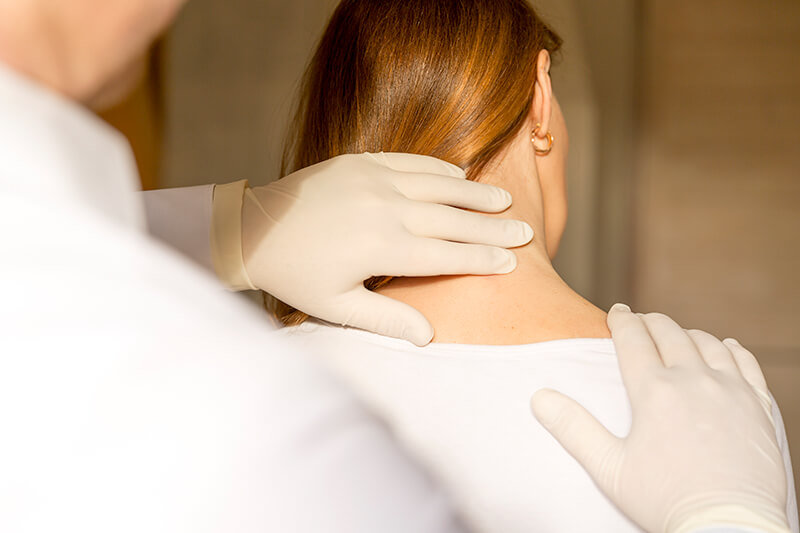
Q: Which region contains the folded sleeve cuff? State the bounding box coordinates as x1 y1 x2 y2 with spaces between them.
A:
210 179 257 291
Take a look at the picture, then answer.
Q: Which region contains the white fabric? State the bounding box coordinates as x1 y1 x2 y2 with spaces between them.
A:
278 320 799 533
0 63 462 533
142 184 216 272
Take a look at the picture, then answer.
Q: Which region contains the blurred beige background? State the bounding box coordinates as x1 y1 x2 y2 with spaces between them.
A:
104 0 800 501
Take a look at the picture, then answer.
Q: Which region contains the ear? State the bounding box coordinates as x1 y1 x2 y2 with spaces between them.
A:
531 50 553 140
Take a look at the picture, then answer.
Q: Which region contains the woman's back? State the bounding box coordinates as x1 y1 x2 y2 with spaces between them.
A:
277 320 799 533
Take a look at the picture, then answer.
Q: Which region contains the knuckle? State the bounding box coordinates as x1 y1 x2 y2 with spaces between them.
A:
642 370 695 404
697 373 726 397
648 376 675 400
687 329 715 342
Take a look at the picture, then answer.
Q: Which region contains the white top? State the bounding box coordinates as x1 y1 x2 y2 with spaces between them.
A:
280 319 800 533
0 63 462 533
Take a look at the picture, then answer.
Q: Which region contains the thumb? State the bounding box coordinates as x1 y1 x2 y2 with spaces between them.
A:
333 288 435 346
531 389 622 491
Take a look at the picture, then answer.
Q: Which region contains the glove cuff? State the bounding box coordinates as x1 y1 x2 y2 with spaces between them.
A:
671 503 790 533
210 179 258 291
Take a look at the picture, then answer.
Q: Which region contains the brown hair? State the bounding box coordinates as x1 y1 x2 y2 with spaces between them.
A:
272 0 561 325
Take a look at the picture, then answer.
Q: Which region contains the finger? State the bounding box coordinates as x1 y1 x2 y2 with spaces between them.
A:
686 329 739 374
391 172 513 213
332 288 435 346
370 151 467 179
639 312 703 368
383 238 517 277
403 202 533 248
607 304 664 389
530 389 622 495
723 338 770 398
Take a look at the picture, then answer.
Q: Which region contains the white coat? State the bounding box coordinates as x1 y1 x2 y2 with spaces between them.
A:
0 63 462 533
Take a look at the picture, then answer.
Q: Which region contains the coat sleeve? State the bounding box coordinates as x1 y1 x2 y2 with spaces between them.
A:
141 185 216 273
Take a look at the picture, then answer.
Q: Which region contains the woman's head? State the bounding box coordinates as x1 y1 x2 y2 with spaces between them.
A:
276 0 564 325
283 0 562 178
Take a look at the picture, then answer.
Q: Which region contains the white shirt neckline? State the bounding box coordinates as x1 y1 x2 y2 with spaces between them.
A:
285 318 617 358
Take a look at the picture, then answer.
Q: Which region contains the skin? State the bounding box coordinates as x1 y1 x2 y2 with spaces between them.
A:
0 0 187 104
379 50 611 345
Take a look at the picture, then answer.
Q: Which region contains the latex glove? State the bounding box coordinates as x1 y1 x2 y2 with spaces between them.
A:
238 152 532 345
531 305 789 533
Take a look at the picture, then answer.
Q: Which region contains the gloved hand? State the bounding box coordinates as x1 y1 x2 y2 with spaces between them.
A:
222 152 533 346
531 305 790 533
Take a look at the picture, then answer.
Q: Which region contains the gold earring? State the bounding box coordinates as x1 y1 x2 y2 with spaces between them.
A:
531 123 554 156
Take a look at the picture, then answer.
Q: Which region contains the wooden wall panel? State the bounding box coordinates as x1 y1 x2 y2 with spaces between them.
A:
160 0 339 189
635 0 800 345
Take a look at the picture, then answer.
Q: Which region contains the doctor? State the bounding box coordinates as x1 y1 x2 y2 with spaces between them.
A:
0 1 792 532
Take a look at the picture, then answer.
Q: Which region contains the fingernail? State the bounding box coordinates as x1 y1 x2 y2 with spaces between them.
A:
723 338 741 347
610 303 631 313
530 389 558 425
495 249 517 274
410 326 435 347
509 221 534 244
500 188 513 206
522 222 534 242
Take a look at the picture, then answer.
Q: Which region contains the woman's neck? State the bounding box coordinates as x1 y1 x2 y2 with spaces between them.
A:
376 128 610 345
378 245 610 345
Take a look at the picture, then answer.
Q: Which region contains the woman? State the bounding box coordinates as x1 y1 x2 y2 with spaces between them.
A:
273 1 798 531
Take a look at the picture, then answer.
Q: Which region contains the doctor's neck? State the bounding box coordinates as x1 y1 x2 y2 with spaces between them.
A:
0 3 99 101
0 1 183 107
